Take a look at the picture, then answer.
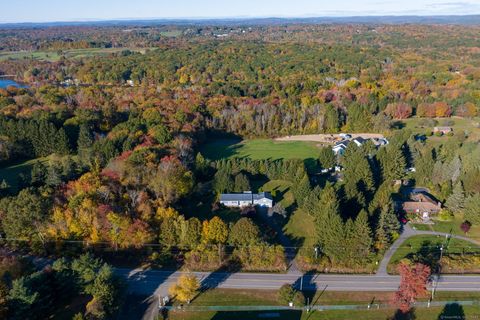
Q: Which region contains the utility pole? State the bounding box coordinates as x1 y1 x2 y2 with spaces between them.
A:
432 234 449 300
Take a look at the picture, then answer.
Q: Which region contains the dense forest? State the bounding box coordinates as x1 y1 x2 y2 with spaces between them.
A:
1 23 480 319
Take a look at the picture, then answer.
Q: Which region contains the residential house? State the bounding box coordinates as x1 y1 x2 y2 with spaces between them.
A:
220 191 273 208
433 126 453 135
396 189 442 219
352 137 367 147
332 140 350 155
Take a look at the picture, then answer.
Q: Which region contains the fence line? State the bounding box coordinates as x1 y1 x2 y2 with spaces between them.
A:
163 300 479 312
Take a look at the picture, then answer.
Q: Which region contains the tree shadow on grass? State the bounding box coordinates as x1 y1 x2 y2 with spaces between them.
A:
389 308 416 320
437 303 465 320
405 240 441 272
211 310 302 320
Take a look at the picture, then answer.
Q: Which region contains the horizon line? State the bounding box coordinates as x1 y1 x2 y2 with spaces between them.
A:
2 14 480 25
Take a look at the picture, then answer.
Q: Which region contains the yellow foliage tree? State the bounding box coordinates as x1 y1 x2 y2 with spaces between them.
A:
202 216 228 244
169 274 200 304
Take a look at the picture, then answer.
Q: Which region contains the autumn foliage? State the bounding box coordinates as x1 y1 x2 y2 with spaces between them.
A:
394 261 431 313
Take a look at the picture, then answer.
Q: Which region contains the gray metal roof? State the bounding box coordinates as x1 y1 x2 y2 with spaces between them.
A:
220 192 272 202
334 140 350 147
253 192 272 201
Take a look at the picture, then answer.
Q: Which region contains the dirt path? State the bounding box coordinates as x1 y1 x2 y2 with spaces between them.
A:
275 133 385 144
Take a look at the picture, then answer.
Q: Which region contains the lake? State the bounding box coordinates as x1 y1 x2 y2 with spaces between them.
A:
0 79 28 89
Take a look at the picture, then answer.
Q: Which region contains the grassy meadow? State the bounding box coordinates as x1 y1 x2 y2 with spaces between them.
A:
0 47 154 62
167 288 480 320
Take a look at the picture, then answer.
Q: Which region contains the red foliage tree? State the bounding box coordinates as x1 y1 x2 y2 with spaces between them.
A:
394 261 431 313
460 221 472 234
385 103 413 119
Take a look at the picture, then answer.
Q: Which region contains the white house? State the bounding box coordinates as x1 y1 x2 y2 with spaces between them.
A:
220 191 273 208
332 140 350 155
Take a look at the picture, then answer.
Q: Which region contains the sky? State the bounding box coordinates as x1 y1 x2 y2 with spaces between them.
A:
2 0 480 23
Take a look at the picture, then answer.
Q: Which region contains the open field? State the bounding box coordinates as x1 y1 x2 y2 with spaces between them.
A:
275 133 385 143
199 138 321 161
0 47 154 62
400 116 480 141
167 289 480 320
0 157 48 192
387 235 480 274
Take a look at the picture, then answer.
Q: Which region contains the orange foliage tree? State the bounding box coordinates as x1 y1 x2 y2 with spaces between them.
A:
393 261 431 313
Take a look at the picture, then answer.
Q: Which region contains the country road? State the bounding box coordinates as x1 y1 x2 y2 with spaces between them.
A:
119 268 480 298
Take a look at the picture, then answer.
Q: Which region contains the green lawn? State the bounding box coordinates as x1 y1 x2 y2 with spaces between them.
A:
167 289 480 320
259 180 295 211
387 235 480 274
284 209 316 248
0 47 153 62
0 157 47 192
199 139 320 162
400 116 480 141
412 215 480 242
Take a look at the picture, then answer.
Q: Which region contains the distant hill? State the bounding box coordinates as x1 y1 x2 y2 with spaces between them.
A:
2 15 480 28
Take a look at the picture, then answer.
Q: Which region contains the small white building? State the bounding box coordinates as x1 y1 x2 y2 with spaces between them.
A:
220 191 273 208
332 140 350 155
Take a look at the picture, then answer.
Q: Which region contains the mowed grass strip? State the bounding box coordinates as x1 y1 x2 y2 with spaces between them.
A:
199 139 320 161
167 288 480 320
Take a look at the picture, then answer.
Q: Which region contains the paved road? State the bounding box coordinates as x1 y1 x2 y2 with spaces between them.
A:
119 268 480 298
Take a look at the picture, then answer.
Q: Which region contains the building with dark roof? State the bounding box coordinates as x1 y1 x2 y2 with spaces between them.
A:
220 191 273 208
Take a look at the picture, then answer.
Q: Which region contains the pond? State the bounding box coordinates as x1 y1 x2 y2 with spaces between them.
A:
0 79 28 89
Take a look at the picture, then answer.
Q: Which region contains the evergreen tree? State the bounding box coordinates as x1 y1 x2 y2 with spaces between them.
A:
464 194 480 225
55 128 71 155
342 144 375 207
213 169 234 194
45 162 63 187
233 173 251 192
375 203 400 250
30 161 46 185
377 144 406 182
350 210 373 261
318 147 336 169
314 183 343 262
293 174 311 208
77 124 93 166
445 182 465 213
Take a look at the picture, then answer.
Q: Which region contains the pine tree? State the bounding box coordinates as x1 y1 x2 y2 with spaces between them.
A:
445 182 465 213
314 183 343 261
375 203 400 250
318 147 336 169
233 173 250 192
293 174 311 208
377 144 406 182
77 124 93 166
351 210 373 261
213 169 234 194
55 128 71 155
77 124 93 150
342 144 375 205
